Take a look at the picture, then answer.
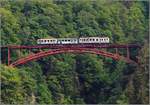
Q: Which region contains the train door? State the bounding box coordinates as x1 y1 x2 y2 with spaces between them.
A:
57 40 62 44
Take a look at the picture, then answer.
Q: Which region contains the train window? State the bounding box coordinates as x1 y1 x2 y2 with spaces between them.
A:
93 39 95 41
90 39 92 41
96 39 98 41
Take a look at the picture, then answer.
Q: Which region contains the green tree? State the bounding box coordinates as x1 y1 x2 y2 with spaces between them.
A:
0 8 20 45
1 65 36 104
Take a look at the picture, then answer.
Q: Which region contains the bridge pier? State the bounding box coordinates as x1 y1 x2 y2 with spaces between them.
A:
115 48 118 54
127 47 130 59
7 48 10 65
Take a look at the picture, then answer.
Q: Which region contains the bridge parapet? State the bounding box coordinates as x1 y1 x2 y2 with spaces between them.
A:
1 44 141 49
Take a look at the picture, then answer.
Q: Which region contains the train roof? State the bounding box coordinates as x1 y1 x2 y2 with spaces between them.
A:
79 37 109 38
37 37 109 40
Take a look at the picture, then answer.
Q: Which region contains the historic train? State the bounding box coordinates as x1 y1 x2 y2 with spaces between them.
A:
37 37 110 44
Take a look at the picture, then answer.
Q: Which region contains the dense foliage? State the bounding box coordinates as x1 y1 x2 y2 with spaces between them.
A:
0 0 149 104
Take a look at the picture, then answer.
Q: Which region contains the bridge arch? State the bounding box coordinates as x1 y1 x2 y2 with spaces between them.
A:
10 48 126 67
